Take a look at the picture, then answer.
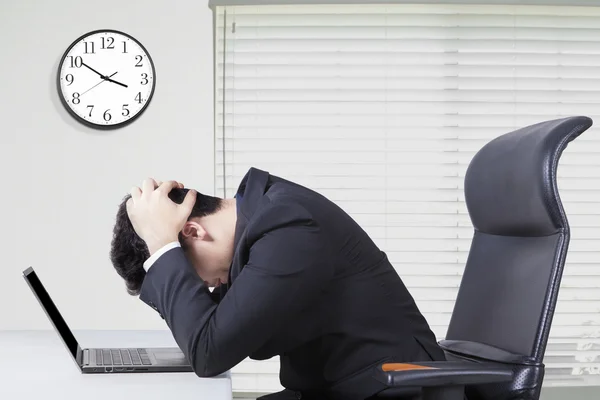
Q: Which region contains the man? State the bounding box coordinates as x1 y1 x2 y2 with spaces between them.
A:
110 167 445 400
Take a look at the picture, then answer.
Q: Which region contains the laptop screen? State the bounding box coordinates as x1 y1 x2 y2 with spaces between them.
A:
23 267 80 361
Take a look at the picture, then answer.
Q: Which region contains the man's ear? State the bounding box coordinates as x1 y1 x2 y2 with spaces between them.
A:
181 221 207 241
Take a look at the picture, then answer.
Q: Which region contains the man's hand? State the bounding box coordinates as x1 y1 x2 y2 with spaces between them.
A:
126 179 197 256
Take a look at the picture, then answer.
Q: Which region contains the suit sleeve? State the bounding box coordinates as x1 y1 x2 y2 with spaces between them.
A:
138 202 333 377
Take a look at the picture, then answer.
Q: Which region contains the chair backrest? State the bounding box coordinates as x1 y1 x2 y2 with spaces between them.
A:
440 116 593 400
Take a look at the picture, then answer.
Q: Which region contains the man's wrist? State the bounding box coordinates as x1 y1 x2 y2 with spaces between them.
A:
144 242 181 272
147 237 179 256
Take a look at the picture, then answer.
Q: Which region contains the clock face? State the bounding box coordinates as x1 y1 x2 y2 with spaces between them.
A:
57 30 156 129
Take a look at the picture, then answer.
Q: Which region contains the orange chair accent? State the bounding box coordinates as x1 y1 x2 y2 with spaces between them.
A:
381 363 438 372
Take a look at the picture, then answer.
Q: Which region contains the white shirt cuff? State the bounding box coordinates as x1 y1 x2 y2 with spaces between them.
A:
143 242 181 272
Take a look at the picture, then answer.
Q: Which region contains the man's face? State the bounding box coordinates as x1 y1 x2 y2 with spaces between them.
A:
183 236 232 288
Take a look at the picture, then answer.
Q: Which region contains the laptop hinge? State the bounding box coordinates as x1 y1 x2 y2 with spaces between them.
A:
83 349 90 365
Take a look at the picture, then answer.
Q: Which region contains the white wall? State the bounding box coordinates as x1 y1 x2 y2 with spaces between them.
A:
0 0 214 330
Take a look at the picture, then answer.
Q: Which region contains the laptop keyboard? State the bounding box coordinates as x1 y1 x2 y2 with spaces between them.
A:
95 349 152 366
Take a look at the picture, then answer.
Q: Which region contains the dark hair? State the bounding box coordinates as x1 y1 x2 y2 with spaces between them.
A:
109 188 222 296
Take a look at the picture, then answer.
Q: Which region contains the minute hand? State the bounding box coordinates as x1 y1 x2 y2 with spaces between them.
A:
81 62 105 78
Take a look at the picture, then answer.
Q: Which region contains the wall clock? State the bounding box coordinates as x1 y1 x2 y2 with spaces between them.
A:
57 29 156 129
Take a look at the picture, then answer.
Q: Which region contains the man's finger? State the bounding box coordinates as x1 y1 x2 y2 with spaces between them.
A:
125 198 134 216
165 181 183 189
142 178 156 195
130 186 142 201
181 189 197 215
154 180 163 188
156 180 180 194
157 180 183 189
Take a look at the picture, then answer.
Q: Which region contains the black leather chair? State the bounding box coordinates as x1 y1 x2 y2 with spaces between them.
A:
374 116 593 400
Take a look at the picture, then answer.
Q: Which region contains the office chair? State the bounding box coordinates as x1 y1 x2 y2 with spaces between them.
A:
374 116 593 400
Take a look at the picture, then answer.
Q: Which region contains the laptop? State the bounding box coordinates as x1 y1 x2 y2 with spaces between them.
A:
23 266 193 374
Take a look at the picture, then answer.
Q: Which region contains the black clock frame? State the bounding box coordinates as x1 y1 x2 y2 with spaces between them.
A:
57 29 157 130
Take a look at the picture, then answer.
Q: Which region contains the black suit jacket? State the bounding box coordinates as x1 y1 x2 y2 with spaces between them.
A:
139 167 445 400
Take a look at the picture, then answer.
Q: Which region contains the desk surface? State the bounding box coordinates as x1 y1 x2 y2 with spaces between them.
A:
0 330 232 400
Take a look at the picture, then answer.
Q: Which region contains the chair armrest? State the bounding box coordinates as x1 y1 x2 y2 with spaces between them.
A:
374 361 514 400
376 361 513 387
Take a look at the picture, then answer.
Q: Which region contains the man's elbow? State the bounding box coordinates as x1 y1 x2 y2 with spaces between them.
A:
192 356 229 378
189 330 234 378
193 364 228 378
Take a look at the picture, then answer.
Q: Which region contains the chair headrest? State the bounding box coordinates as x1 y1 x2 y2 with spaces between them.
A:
464 116 593 237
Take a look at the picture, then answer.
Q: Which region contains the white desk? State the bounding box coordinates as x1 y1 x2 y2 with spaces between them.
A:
0 330 232 400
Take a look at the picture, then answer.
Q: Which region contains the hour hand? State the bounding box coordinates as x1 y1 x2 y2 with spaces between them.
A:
104 76 128 88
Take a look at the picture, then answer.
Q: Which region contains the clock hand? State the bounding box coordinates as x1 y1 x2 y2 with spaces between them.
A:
80 71 118 97
81 60 127 87
81 61 106 79
104 76 128 88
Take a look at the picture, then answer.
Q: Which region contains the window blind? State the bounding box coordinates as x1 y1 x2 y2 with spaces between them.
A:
214 3 600 392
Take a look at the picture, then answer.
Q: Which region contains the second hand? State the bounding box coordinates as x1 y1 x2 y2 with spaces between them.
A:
80 71 118 97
